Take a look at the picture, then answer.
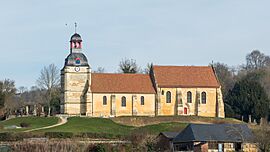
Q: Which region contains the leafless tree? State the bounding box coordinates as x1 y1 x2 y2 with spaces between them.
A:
36 64 60 113
0 79 17 116
254 124 270 151
37 64 60 90
246 50 270 70
143 63 153 74
212 62 236 97
118 58 141 73
18 86 27 94
93 67 105 73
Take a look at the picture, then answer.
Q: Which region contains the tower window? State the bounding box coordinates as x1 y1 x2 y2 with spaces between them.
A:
141 96 145 105
103 96 107 105
166 91 171 103
201 92 207 104
187 91 192 103
121 96 126 107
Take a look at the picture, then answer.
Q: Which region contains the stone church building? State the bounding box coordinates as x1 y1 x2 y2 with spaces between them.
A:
60 33 225 118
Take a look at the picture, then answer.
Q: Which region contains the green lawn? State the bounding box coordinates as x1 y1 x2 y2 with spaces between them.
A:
136 122 187 135
0 116 237 137
42 117 187 136
0 116 59 132
42 117 134 135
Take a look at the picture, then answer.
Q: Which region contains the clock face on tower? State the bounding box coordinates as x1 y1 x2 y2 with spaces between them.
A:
75 67 80 72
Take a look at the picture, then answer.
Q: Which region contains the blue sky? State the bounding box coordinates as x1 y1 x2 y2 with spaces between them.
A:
0 1 270 88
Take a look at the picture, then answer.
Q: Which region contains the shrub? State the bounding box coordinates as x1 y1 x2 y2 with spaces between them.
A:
0 132 23 141
20 122 30 128
89 144 106 152
45 132 73 138
78 132 125 139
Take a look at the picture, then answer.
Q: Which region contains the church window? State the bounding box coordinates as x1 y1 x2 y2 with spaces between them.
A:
201 92 207 104
161 90 164 95
187 91 192 103
166 91 171 103
121 96 126 107
103 96 107 105
141 96 144 105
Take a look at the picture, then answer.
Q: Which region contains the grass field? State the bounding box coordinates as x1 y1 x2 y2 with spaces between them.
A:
0 116 242 137
0 117 59 132
41 117 188 136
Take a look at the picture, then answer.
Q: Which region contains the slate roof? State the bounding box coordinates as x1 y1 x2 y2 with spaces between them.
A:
70 33 82 42
91 73 156 94
153 66 220 88
64 53 89 66
173 124 254 143
160 132 179 139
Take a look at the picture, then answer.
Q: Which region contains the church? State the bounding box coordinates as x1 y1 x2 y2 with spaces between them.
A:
60 33 225 118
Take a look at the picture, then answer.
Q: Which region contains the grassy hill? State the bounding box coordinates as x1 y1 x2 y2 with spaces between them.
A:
0 116 242 137
0 117 59 132
40 117 188 136
112 115 242 127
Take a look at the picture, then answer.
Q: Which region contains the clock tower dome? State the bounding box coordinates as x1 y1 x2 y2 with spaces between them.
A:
60 33 92 116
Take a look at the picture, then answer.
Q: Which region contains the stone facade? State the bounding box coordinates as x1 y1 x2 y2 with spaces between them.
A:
156 87 224 117
61 33 225 118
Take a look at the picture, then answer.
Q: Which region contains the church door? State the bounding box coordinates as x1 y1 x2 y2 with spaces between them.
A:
184 107 187 114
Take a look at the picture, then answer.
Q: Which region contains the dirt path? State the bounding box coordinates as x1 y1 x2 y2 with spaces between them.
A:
23 116 68 132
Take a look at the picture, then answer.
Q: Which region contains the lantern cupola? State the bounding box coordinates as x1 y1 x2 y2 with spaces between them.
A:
70 33 82 53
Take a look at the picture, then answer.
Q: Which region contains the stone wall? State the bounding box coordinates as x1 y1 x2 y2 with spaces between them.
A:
157 87 223 117
61 66 91 115
92 93 155 117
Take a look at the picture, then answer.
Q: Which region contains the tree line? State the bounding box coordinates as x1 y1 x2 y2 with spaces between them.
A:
0 50 269 123
213 50 270 123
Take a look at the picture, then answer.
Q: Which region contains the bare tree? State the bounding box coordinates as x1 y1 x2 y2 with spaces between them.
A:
143 63 153 74
37 64 60 90
18 86 27 94
0 79 17 117
118 58 140 73
93 67 105 73
36 64 60 115
254 124 270 151
246 50 270 70
212 62 236 96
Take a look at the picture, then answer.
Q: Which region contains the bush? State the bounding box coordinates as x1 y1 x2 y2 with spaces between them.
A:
45 132 73 138
88 144 106 152
20 122 30 128
0 132 23 141
78 132 125 139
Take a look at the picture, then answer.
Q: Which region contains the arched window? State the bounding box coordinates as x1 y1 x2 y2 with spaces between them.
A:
201 92 207 104
161 90 164 95
166 91 171 103
141 96 144 105
187 91 192 103
121 96 126 107
103 96 107 105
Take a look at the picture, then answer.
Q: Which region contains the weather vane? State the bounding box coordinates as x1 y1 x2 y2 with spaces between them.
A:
75 22 77 33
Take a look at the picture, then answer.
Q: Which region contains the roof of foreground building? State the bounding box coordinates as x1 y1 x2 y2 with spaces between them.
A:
173 124 254 143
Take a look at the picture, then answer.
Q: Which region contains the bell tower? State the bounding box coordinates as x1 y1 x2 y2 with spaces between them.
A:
60 32 92 116
70 33 82 53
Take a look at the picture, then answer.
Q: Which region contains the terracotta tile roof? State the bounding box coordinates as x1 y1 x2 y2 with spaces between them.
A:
153 65 220 88
91 73 156 94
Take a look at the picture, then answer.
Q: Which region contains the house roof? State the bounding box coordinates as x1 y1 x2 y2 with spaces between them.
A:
153 66 220 88
173 124 254 143
159 132 179 139
91 73 156 94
